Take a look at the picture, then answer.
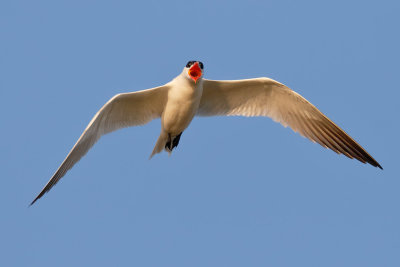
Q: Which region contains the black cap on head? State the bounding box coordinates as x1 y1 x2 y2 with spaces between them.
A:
186 61 204 69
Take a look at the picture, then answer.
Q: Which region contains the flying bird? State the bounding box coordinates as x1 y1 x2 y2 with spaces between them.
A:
31 61 382 205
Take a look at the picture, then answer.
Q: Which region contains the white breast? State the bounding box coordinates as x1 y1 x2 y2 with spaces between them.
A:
162 78 203 135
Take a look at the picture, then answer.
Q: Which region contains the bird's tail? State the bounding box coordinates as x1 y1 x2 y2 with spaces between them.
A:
149 131 183 159
150 131 169 159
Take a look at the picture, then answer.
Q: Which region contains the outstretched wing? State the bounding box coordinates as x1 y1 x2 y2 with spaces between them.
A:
31 85 169 205
199 78 381 169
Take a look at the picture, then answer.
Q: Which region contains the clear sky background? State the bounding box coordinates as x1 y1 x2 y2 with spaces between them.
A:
1 0 399 266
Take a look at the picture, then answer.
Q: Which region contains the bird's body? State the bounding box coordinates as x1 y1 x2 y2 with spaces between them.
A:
153 74 204 156
163 78 202 134
31 61 382 205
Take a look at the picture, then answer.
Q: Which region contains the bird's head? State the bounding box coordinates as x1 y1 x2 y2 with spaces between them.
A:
184 61 204 83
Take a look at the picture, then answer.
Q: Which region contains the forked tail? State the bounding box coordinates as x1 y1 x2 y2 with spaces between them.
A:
149 131 183 159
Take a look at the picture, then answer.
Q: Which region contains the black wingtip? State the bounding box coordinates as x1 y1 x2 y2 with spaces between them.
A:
369 158 383 170
30 196 39 206
369 160 383 170
30 190 46 206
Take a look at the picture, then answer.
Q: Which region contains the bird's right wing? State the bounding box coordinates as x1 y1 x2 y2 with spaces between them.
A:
31 85 169 205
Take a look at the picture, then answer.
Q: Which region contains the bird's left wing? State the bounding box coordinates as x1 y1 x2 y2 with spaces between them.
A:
31 85 169 205
198 78 381 169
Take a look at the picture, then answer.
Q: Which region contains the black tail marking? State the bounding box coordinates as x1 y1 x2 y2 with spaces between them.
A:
165 132 183 151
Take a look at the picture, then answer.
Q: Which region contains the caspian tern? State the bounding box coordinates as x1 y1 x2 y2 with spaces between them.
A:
31 60 382 205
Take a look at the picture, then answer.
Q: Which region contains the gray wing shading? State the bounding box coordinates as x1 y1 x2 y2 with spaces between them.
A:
198 78 382 169
31 85 169 205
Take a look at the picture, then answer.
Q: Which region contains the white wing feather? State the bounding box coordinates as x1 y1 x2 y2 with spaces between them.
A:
31 85 169 204
199 78 381 169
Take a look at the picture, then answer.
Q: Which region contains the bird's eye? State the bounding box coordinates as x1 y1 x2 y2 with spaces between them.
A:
186 61 194 68
199 62 204 69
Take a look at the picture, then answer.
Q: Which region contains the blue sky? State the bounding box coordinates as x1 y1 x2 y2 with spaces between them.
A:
1 0 399 266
